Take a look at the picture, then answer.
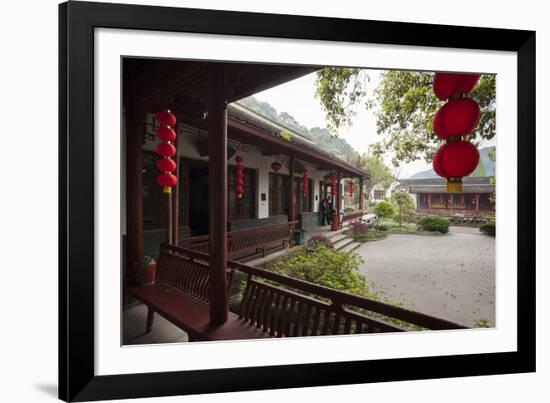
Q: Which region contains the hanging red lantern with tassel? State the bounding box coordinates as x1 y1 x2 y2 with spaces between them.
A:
433 140 480 193
271 161 282 172
349 180 353 198
234 155 244 198
431 73 481 193
302 168 309 197
155 110 177 194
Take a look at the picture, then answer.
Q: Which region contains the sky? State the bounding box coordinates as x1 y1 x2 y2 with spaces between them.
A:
252 70 495 179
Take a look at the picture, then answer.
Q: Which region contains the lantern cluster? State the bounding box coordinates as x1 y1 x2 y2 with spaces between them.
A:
349 180 353 198
302 169 309 197
234 155 244 198
155 110 178 194
432 73 481 193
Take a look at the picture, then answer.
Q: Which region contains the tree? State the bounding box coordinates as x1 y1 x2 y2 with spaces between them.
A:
360 154 394 199
315 69 496 166
391 191 415 226
374 200 395 219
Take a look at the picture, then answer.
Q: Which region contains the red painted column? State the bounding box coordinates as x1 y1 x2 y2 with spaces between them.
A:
207 64 228 325
337 172 342 212
288 155 296 222
171 121 180 245
125 103 144 282
359 178 364 210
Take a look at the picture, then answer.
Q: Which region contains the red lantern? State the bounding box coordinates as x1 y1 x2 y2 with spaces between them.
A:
271 161 282 172
157 173 178 188
432 140 480 193
156 158 177 172
331 175 337 196
234 155 244 198
302 169 309 196
155 109 178 194
433 73 480 100
156 126 176 142
349 180 353 198
433 97 480 139
156 142 176 157
156 110 176 127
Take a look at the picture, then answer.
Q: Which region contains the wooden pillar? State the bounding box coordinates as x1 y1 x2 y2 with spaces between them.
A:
207 64 228 325
337 172 342 212
359 178 364 210
171 124 180 245
427 194 432 210
475 193 480 213
288 155 296 222
449 194 453 214
125 103 144 281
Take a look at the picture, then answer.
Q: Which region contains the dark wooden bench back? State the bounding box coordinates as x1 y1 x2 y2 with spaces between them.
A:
239 279 402 337
156 250 210 301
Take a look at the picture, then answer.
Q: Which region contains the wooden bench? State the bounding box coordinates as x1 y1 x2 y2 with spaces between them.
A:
128 245 270 341
129 245 466 342
179 220 297 261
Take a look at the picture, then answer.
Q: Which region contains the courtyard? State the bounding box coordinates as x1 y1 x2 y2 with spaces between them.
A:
356 226 495 327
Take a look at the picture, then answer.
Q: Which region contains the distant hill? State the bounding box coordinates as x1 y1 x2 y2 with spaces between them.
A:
408 146 495 179
237 96 360 164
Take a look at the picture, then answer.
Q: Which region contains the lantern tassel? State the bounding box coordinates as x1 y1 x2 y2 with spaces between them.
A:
446 178 462 193
163 186 172 194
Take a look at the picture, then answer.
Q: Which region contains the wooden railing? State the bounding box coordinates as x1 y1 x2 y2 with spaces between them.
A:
341 211 364 228
165 245 467 336
178 220 298 260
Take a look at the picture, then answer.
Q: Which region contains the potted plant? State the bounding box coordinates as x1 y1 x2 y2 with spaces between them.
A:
141 255 157 286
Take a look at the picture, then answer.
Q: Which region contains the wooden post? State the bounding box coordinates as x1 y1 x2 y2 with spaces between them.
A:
207 64 228 325
359 178 364 211
337 172 342 212
288 155 296 222
449 194 453 214
427 194 432 210
171 124 180 245
125 103 145 281
475 193 480 214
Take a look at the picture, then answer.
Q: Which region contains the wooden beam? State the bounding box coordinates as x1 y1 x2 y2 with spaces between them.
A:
207 65 229 325
337 172 342 212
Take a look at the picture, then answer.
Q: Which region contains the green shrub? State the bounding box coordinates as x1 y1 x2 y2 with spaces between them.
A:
479 221 495 236
268 244 368 296
374 200 395 219
417 215 450 234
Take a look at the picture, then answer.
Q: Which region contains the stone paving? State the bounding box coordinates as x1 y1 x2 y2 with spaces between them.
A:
355 227 495 327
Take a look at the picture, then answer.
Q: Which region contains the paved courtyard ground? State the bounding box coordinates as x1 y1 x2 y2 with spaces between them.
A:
356 226 495 327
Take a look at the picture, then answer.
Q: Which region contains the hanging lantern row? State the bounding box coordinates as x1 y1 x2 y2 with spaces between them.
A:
234 155 244 198
302 169 309 197
155 110 178 194
271 161 282 172
431 73 481 193
349 180 353 198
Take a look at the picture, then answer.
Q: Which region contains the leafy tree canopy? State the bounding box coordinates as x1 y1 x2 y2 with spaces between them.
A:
315 69 496 166
360 154 394 197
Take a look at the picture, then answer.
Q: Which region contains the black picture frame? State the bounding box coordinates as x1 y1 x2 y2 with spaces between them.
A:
59 1 536 401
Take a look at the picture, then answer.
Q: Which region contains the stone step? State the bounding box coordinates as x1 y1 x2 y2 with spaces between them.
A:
333 237 354 250
340 241 361 253
328 233 348 244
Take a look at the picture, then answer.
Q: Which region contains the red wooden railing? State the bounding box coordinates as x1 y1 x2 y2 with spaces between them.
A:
178 220 298 260
165 245 468 336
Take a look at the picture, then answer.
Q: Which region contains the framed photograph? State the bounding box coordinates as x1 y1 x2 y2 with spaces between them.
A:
59 1 535 401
